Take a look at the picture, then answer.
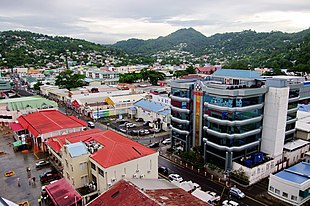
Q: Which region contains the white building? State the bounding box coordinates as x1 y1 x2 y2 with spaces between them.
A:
268 162 310 206
283 139 309 167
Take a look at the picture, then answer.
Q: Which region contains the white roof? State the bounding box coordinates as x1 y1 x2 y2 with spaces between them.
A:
108 94 146 104
283 139 309 151
129 179 178 190
72 91 131 105
191 189 214 203
296 111 310 132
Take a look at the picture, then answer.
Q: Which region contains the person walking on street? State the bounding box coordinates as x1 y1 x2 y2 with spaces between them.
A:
17 177 20 187
28 177 31 185
38 197 42 206
32 176 36 185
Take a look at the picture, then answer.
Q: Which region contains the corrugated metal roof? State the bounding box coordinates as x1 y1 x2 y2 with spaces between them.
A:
275 162 310 184
134 99 170 115
0 96 58 111
213 69 261 79
67 142 88 157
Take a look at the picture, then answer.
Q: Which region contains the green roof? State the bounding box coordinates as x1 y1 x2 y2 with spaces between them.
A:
0 96 58 111
0 80 12 90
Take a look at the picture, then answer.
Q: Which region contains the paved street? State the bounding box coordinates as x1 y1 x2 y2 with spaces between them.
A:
0 134 52 205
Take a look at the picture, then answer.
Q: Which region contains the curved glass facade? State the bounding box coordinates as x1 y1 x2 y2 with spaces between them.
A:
204 108 263 121
204 94 264 108
171 88 191 98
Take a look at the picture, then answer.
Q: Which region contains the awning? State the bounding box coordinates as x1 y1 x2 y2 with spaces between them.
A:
46 178 82 206
9 123 24 132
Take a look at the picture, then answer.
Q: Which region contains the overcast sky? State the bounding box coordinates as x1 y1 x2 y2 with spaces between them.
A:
0 0 309 44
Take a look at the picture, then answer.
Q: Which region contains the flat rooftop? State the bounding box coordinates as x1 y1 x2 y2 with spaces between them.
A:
275 162 310 184
283 139 309 151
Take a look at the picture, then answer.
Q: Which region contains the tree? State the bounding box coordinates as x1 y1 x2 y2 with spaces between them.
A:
33 81 43 91
55 70 86 90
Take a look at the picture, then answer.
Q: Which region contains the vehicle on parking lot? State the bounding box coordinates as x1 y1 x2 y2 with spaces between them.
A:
143 121 151 126
39 170 60 183
129 130 139 136
158 167 168 176
35 160 50 168
229 187 245 199
162 138 171 145
144 129 150 135
148 142 159 148
119 128 127 133
149 128 161 133
168 173 183 182
119 122 129 127
206 191 221 202
135 118 144 122
222 200 239 206
88 121 95 128
126 123 136 128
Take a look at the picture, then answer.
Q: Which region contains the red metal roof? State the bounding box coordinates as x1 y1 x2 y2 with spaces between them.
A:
17 110 87 137
46 129 102 153
45 178 82 206
197 66 218 72
88 180 159 206
9 123 24 131
67 130 156 168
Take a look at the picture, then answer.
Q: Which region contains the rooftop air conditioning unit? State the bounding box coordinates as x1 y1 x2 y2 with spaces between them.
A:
108 183 112 187
140 174 145 178
136 169 140 173
111 178 116 182
121 174 126 178
133 174 138 178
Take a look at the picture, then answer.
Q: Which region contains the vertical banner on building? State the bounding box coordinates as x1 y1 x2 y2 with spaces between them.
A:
195 94 201 146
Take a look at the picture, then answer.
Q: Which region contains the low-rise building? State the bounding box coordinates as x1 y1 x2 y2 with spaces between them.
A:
268 162 310 206
283 139 309 167
296 111 310 141
305 152 310 163
134 99 171 131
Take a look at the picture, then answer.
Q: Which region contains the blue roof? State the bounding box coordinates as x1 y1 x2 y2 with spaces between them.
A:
213 69 261 79
67 142 88 157
134 99 170 115
299 104 310 112
275 162 310 184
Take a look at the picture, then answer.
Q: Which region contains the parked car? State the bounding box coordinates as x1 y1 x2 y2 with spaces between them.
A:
229 187 245 199
126 123 136 128
148 142 159 148
158 167 169 176
168 174 183 182
35 160 50 168
88 121 95 128
222 200 239 206
119 122 129 127
162 138 171 145
144 129 150 135
206 191 221 202
119 128 127 133
135 118 144 122
143 121 151 126
39 170 60 183
129 130 139 136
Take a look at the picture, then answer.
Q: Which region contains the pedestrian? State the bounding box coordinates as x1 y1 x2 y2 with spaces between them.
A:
38 197 42 206
32 176 36 185
17 177 20 187
28 177 31 185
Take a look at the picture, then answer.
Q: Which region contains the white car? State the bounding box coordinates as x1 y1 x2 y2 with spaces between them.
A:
162 138 171 145
168 174 183 182
222 200 239 206
88 121 95 128
206 191 221 202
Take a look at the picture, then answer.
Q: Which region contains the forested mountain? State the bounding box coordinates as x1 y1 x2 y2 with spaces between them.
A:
113 28 208 55
0 30 124 68
113 28 310 70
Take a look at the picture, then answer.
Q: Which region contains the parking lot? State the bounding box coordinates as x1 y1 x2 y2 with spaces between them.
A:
0 132 57 205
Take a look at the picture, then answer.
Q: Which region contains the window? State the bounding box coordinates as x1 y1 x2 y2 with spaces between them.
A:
98 168 104 177
282 192 288 198
81 175 88 186
291 195 297 201
91 162 96 170
80 162 87 171
269 186 274 192
275 189 280 195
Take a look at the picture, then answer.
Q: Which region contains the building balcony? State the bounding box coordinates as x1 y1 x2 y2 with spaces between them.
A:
203 138 260 152
285 128 296 136
171 105 190 114
203 114 263 126
171 126 190 135
286 118 297 125
204 102 264 112
203 126 261 139
171 116 190 125
287 107 298 114
170 95 191 103
288 96 300 103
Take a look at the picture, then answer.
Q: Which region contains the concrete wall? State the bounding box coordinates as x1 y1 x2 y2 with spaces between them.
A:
261 87 289 158
91 152 158 194
62 146 89 189
296 130 310 141
283 145 310 167
268 174 310 206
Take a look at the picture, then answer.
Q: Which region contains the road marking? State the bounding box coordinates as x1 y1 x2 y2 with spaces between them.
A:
246 195 268 206
33 152 39 160
220 186 226 198
159 173 169 180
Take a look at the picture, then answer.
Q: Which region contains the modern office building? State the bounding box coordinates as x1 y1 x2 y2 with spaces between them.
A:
170 69 310 171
